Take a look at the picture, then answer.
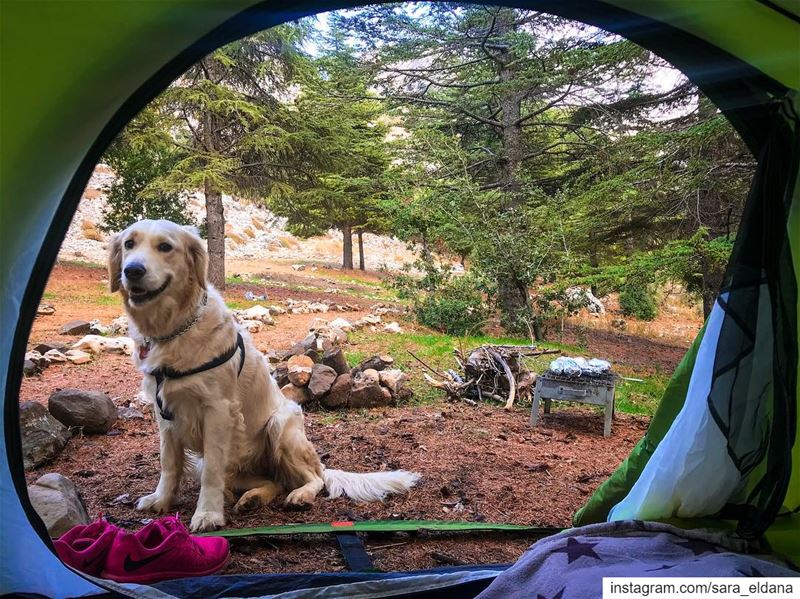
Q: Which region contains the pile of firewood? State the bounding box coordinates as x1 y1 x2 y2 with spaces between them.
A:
419 344 560 410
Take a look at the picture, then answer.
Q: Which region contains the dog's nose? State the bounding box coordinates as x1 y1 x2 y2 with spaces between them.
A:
124 262 146 281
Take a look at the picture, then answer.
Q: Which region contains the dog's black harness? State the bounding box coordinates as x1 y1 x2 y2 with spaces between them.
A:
148 332 246 421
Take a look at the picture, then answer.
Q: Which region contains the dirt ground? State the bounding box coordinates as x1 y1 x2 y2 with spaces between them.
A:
22 261 674 575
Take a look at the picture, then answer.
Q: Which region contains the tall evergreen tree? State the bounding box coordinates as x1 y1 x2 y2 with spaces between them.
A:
133 25 314 288
267 45 394 270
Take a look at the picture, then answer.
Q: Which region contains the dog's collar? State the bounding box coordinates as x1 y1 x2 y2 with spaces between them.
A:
139 292 208 359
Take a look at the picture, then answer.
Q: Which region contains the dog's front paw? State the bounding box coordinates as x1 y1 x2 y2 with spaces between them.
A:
285 487 316 507
136 492 173 514
190 510 225 532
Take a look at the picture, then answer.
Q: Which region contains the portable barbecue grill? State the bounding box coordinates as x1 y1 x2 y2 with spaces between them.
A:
531 371 618 437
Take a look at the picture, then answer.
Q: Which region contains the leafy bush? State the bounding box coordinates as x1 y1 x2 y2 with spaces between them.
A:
415 275 489 336
619 277 658 321
390 258 489 335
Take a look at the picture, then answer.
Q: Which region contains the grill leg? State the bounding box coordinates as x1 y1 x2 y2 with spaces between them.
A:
544 398 551 414
604 400 613 437
530 390 541 427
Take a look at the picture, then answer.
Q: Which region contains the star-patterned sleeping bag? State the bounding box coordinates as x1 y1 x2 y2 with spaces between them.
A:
477 520 797 599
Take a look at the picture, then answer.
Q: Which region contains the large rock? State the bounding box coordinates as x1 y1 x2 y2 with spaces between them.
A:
321 374 352 409
281 383 310 405
19 402 70 469
59 320 91 336
322 347 350 375
349 381 392 409
48 389 117 434
287 355 314 387
27 473 90 537
308 364 337 401
379 369 410 399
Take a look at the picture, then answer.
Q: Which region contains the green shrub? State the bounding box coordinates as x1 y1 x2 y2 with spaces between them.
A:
619 280 658 321
415 275 488 336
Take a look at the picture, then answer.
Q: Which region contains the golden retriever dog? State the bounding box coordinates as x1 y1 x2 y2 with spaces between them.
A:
109 220 419 532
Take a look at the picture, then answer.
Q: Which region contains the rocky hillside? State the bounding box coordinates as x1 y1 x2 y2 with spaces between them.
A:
60 165 415 271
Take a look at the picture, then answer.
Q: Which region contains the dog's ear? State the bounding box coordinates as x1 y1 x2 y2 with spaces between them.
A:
108 233 123 292
183 226 208 290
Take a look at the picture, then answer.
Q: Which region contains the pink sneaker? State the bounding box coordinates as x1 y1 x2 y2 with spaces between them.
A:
54 518 120 576
101 515 230 583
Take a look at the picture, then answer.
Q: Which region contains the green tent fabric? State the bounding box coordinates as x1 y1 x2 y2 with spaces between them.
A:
1 1 798 596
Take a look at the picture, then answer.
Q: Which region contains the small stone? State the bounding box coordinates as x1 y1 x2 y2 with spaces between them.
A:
48 389 117 434
33 341 69 355
118 406 145 420
37 304 56 316
64 349 92 364
291 264 306 271
321 374 352 409
352 354 395 374
19 401 70 469
109 315 128 335
329 317 353 331
43 349 68 363
89 319 110 335
358 368 380 386
383 321 403 334
308 318 329 332
287 355 314 387
110 493 133 506
59 320 91 336
25 351 49 370
239 319 263 333
379 369 410 398
267 305 287 316
281 383 310 405
27 473 90 537
308 364 337 401
23 358 39 376
240 305 274 324
272 361 289 387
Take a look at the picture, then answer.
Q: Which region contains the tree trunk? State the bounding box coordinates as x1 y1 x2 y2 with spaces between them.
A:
493 10 533 334
342 223 354 270
201 96 225 289
357 231 366 271
204 179 225 289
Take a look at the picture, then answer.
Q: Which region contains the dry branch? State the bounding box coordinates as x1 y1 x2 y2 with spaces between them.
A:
424 344 560 408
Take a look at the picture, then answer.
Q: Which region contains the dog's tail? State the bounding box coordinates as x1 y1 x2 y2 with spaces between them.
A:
322 468 420 502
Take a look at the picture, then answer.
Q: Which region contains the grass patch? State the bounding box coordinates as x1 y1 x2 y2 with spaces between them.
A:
42 284 119 307
318 412 345 426
59 259 104 270
613 372 668 415
346 328 667 415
